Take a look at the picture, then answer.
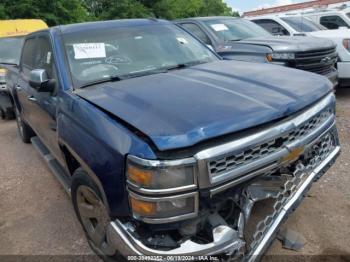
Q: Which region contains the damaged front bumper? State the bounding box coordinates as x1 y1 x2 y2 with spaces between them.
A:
107 95 340 261
107 147 340 260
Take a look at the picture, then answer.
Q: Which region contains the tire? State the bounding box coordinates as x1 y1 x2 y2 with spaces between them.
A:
71 169 125 262
0 108 4 120
4 108 15 120
15 107 34 143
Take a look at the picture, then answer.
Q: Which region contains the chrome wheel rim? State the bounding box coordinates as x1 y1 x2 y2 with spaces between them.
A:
76 185 115 256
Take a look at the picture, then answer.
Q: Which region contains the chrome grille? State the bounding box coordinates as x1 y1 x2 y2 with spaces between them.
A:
294 47 337 76
208 106 333 178
248 128 338 254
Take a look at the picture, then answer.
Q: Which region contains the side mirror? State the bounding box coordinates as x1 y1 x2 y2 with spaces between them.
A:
29 69 55 92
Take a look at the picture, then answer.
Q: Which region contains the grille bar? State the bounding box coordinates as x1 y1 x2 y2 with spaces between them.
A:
294 47 337 76
208 106 333 179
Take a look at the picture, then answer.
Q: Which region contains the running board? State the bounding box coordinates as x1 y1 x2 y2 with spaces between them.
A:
31 136 71 196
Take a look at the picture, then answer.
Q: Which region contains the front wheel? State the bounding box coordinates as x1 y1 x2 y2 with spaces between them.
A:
15 108 34 143
71 169 123 261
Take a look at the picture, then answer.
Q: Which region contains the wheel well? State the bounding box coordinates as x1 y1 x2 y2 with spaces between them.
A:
60 145 80 176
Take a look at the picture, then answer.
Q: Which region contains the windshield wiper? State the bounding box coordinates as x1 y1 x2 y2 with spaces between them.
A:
0 62 18 66
165 61 207 71
79 61 209 88
228 38 242 42
79 75 122 89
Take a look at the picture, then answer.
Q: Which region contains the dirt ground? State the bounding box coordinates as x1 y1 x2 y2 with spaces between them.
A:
0 89 349 261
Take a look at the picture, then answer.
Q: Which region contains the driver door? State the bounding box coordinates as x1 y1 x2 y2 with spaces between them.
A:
23 34 63 164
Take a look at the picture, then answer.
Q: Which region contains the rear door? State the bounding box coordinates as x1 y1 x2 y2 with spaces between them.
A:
17 36 38 126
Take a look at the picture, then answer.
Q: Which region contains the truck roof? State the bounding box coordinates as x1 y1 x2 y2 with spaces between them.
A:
56 19 170 34
0 19 48 38
176 16 240 22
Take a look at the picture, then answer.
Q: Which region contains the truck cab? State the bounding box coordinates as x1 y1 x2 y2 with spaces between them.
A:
5 19 340 261
250 15 350 87
303 6 350 30
0 19 47 119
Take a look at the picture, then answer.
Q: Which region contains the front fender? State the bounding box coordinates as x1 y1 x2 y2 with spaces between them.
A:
57 92 157 217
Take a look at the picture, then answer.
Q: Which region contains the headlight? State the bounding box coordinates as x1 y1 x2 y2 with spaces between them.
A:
127 155 198 223
126 155 197 194
270 52 295 60
129 191 198 223
343 39 350 52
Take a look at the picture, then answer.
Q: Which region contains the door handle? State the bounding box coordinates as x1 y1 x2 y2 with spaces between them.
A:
27 96 37 102
15 85 22 91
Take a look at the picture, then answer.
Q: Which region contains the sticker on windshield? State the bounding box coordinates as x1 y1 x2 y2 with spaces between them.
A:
210 24 229 31
73 43 106 59
46 52 52 64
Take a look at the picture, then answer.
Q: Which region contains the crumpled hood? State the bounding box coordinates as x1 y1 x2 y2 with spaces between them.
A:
76 60 332 151
235 36 335 52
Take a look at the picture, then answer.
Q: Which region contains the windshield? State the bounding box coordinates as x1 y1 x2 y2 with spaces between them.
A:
203 18 271 41
62 23 218 88
347 13 350 19
281 17 326 32
0 37 24 64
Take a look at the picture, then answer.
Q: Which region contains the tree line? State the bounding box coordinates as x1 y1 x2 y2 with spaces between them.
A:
0 0 239 26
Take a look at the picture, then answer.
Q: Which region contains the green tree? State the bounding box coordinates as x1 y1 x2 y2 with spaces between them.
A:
83 0 152 20
0 0 88 26
150 0 235 20
199 0 234 16
0 4 8 19
0 0 238 24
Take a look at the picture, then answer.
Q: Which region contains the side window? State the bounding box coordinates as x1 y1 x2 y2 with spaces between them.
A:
21 38 37 77
180 23 212 45
253 19 290 36
320 15 349 29
34 36 56 80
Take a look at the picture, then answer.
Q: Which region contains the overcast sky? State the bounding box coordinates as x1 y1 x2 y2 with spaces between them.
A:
224 0 312 13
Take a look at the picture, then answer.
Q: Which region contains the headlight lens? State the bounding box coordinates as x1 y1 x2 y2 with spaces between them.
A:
343 39 350 52
127 156 198 223
129 192 198 222
271 52 295 60
126 155 196 193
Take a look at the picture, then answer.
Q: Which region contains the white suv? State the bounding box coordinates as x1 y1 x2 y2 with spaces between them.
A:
249 15 350 87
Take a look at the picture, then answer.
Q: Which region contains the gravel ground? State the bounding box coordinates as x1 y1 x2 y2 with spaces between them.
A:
0 89 349 261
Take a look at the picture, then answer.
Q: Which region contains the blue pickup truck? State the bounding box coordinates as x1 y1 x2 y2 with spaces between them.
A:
4 19 340 261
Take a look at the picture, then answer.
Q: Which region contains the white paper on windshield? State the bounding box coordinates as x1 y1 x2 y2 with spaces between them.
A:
46 52 52 64
73 43 106 59
210 24 229 31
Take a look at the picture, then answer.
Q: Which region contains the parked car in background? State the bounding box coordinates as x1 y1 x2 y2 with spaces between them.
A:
250 15 350 87
175 17 338 87
0 68 12 119
282 5 350 30
0 19 47 119
4 19 340 261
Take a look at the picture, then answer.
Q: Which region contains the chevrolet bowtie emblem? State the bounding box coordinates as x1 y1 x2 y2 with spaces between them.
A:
321 57 331 64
